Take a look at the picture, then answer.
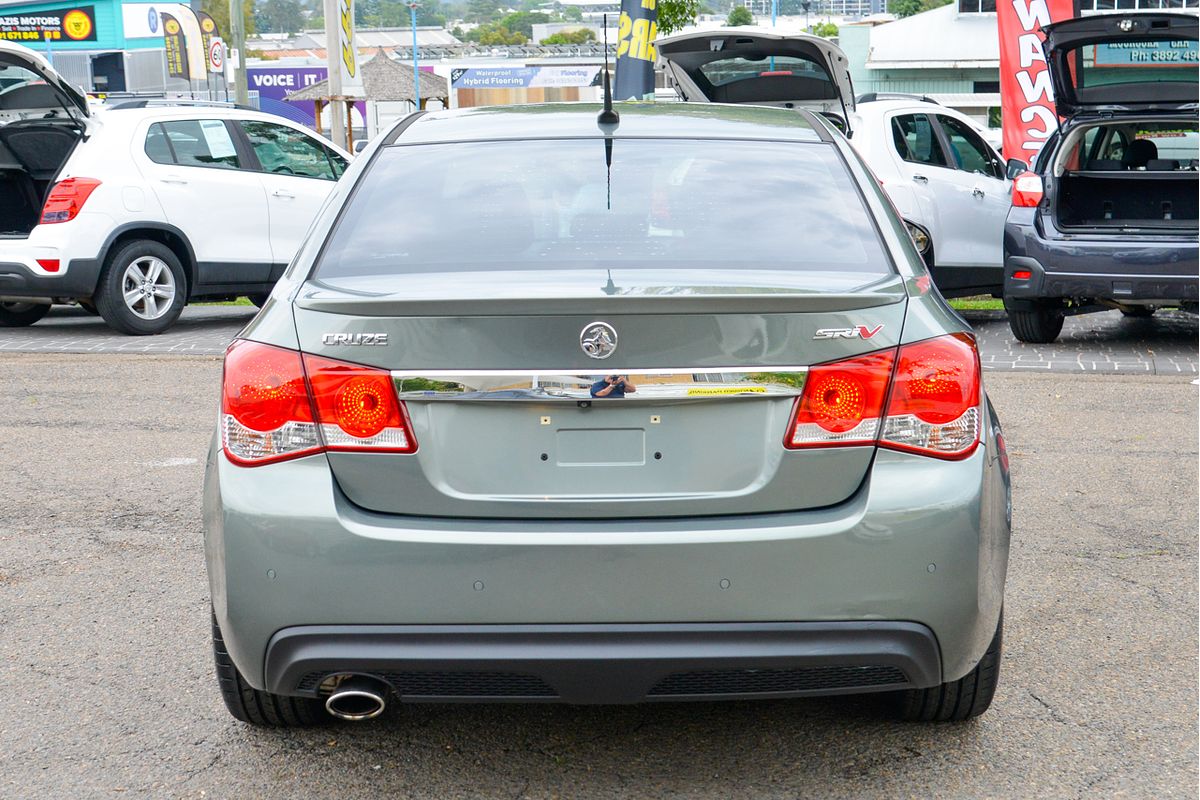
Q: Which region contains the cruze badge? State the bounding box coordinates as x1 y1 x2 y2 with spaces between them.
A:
580 322 617 359
813 325 884 340
322 332 389 346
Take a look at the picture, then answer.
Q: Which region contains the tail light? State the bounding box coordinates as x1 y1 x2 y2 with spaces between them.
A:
785 351 895 449
1011 172 1043 208
785 334 980 460
221 340 416 466
40 178 101 224
304 354 416 453
880 334 980 459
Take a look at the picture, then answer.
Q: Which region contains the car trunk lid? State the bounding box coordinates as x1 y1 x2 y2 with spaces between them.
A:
656 29 855 126
1043 13 1198 118
0 41 89 119
293 270 907 519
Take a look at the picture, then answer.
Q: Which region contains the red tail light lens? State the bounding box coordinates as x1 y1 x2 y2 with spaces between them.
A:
304 354 416 453
222 340 320 465
784 335 981 459
785 350 895 449
220 341 417 466
1011 172 1043 208
881 333 980 458
40 178 101 224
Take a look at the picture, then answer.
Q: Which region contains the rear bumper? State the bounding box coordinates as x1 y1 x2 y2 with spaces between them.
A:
264 621 942 702
1004 211 1199 303
204 401 1009 699
0 259 100 299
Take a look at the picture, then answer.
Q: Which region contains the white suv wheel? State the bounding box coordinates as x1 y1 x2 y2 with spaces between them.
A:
121 256 176 321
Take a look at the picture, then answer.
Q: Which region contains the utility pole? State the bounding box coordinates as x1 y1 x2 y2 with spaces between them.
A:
324 0 346 148
408 2 420 111
229 0 248 104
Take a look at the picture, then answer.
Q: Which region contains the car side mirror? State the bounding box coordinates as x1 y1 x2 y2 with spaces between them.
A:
353 140 368 155
1005 158 1029 180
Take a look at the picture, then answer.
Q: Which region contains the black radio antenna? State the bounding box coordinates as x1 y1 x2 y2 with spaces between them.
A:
598 13 619 127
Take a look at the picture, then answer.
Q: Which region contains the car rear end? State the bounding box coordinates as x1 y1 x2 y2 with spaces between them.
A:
1003 13 1199 326
204 105 1009 720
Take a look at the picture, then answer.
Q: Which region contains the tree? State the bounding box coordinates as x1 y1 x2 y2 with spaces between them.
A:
658 0 701 34
562 5 583 21
499 10 550 38
464 20 527 44
540 28 596 44
256 0 305 34
726 5 753 25
465 0 503 23
888 0 952 17
202 0 256 38
812 21 837 36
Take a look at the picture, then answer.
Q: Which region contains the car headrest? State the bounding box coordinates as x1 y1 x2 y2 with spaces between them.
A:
1122 138 1158 168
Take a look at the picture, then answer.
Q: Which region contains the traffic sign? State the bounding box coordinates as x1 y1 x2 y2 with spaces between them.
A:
208 38 225 74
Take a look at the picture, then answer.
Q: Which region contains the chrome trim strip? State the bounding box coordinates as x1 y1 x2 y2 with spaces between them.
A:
391 368 808 402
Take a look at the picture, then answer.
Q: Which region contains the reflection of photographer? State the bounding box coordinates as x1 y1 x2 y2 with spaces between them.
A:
590 374 638 398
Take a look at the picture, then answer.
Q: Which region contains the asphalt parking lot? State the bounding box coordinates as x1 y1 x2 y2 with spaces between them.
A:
0 328 1196 798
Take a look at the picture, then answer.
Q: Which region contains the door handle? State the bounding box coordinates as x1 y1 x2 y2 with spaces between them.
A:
160 175 188 185
272 190 296 199
972 186 985 198
912 174 928 184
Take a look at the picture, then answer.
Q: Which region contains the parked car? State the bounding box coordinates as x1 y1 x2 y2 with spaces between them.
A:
0 41 350 335
205 102 1011 727
656 30 1010 297
1002 12 1198 343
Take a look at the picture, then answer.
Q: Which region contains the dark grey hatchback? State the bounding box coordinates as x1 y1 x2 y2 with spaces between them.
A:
205 102 1010 727
1003 13 1199 343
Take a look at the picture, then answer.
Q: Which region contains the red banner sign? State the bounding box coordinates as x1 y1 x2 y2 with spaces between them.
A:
996 0 1074 163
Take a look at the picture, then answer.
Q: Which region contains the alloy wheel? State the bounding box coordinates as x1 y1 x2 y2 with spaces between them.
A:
121 256 176 320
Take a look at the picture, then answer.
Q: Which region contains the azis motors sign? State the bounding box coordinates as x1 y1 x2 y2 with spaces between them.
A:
996 0 1074 163
0 6 96 42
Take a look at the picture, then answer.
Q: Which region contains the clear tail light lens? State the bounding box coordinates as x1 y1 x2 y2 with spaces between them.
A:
785 334 981 460
220 341 417 466
785 350 895 449
304 354 417 453
1011 172 1043 208
881 333 981 459
222 340 321 465
40 177 101 224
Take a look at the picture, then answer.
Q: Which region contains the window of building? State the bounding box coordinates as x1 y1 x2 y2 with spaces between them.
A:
973 81 1000 94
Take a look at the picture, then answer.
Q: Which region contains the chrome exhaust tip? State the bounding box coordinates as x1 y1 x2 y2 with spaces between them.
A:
324 675 388 721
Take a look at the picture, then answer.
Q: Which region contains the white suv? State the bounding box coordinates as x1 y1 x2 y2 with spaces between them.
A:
657 31 1011 297
850 96 1011 298
0 42 350 335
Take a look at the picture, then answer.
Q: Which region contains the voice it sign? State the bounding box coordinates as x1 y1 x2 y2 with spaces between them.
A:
996 0 1073 162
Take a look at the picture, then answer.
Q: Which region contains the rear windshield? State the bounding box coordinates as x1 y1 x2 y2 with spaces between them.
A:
1067 38 1198 98
316 138 890 279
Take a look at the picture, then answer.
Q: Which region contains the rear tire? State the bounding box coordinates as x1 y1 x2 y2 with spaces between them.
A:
94 240 187 335
1005 299 1064 343
0 301 49 327
896 614 1002 722
211 611 325 727
247 294 270 309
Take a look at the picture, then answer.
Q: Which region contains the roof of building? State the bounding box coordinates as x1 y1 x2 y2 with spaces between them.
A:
393 102 824 145
284 49 450 103
866 4 1000 69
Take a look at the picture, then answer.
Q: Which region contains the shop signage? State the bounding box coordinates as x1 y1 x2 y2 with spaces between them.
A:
995 0 1074 161
451 66 601 89
0 5 96 42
